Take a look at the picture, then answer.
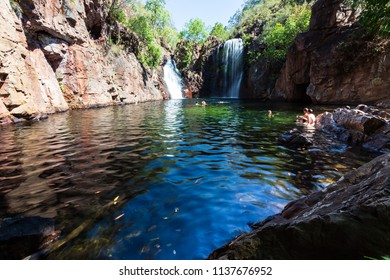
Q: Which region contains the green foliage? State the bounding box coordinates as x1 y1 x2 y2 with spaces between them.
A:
128 15 153 44
230 0 312 63
9 0 22 16
141 43 162 69
127 15 163 68
180 18 209 44
176 40 196 70
161 26 179 48
263 4 311 60
110 0 179 69
231 0 289 37
111 3 127 24
346 0 390 37
144 0 171 36
209 23 229 40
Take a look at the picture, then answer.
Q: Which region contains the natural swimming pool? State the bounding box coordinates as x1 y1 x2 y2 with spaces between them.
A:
0 99 375 259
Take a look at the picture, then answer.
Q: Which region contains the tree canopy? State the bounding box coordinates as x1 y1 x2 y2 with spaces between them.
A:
179 18 209 43
347 0 390 36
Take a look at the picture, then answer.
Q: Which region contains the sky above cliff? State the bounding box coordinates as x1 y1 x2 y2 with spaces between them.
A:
141 0 245 31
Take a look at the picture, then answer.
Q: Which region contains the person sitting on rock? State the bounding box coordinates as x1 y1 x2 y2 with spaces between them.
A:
297 108 309 123
307 109 316 125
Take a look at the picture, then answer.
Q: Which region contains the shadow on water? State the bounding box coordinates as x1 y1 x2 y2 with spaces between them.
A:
0 99 376 259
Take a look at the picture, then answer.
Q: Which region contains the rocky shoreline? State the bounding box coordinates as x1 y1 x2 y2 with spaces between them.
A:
209 105 390 260
2 105 388 259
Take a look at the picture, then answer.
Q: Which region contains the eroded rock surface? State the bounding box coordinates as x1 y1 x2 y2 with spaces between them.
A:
0 0 165 125
316 105 390 153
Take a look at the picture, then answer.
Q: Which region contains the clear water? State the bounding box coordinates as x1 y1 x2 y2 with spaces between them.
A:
0 99 374 259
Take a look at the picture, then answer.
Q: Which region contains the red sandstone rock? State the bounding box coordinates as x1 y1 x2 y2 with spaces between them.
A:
0 0 165 123
274 0 390 105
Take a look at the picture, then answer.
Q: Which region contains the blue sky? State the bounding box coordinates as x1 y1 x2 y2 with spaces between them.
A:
141 0 246 31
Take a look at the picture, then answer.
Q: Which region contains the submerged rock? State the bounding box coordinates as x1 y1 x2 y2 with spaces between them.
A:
208 153 390 260
277 129 313 149
0 216 59 259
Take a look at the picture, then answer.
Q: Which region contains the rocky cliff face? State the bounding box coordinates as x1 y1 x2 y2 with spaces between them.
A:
174 37 223 98
0 0 166 124
274 0 390 105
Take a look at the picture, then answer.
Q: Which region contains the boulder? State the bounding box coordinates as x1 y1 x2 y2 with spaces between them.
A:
277 129 313 149
209 153 390 260
315 105 390 152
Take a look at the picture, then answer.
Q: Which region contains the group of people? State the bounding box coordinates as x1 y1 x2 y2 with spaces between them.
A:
195 101 207 107
297 108 316 125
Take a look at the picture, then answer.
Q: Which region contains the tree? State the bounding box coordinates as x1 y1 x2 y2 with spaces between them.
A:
348 0 390 36
262 3 311 60
144 0 171 35
179 18 209 43
128 15 153 44
209 23 229 40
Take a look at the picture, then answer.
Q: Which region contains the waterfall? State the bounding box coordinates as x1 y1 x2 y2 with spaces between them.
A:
221 38 244 98
164 59 184 99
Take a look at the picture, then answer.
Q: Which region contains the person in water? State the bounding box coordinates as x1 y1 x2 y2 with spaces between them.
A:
297 108 315 125
307 109 316 125
201 101 207 106
268 110 273 118
297 108 309 123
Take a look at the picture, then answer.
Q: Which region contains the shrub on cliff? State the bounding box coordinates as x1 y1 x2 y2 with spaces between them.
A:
209 23 230 41
346 0 390 37
262 3 311 60
230 0 312 63
107 0 179 69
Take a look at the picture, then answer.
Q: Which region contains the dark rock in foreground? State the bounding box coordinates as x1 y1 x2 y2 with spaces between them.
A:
208 153 390 260
0 216 59 259
277 128 313 149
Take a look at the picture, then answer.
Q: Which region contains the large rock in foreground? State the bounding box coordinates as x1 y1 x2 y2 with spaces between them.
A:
208 153 390 260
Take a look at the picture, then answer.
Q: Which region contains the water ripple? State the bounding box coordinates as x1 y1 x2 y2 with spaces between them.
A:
0 100 375 259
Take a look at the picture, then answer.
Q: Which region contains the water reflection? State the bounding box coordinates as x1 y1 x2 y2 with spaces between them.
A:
0 100 375 259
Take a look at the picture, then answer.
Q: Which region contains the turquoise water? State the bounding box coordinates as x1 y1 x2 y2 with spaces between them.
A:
0 99 374 259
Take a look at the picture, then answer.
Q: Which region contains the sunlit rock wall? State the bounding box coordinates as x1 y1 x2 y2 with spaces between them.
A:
274 0 390 106
0 0 165 123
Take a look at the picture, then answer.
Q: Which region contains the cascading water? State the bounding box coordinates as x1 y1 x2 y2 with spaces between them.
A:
220 38 244 98
204 38 244 98
164 59 184 99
